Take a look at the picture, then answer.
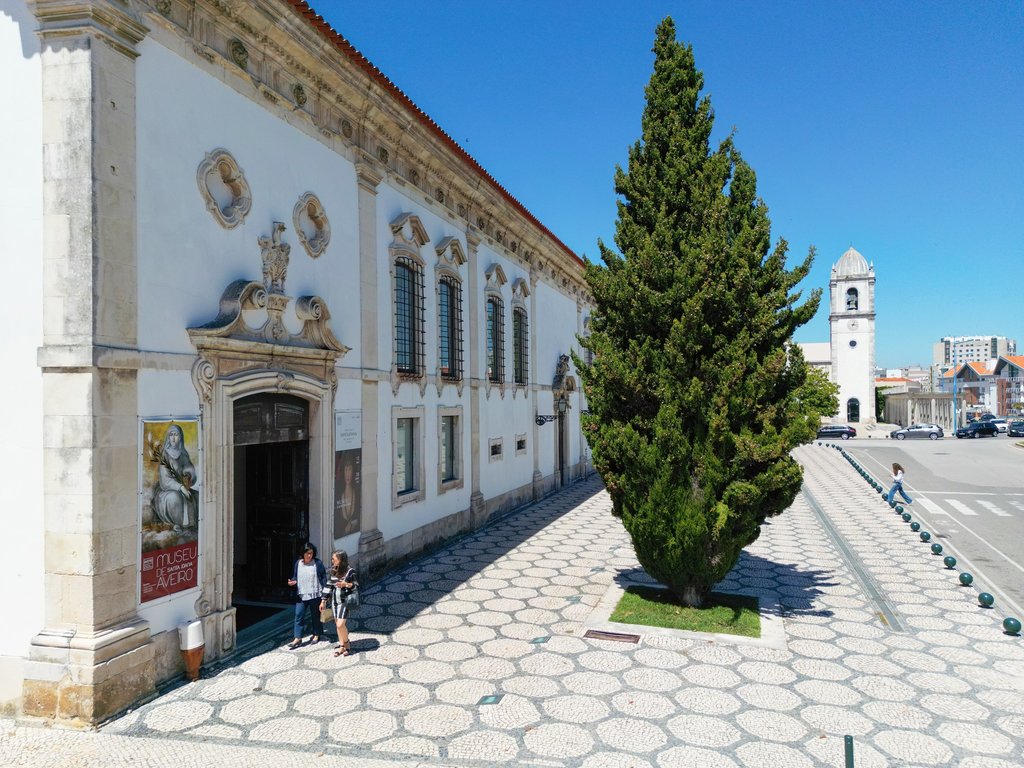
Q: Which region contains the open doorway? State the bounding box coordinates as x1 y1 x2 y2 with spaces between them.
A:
847 398 861 423
232 394 309 630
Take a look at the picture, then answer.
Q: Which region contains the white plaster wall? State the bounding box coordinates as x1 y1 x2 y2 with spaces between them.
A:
373 185 471 541
0 2 45 664
135 39 361 361
474 247 540 499
134 39 362 634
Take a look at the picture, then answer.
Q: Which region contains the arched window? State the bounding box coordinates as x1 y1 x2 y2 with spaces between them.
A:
513 306 529 385
847 398 860 422
846 288 859 311
486 296 504 383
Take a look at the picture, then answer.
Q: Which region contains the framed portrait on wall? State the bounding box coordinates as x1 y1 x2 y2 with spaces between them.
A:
139 418 201 603
334 410 361 540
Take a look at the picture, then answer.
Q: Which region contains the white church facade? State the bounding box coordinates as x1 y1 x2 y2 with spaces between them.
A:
800 247 876 425
1 0 593 724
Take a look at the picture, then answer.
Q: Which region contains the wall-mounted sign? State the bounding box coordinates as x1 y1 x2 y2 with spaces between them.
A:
140 418 201 603
334 410 362 540
335 410 361 451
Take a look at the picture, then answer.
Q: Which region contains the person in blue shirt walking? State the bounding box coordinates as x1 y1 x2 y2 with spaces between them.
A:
886 463 913 505
287 542 327 649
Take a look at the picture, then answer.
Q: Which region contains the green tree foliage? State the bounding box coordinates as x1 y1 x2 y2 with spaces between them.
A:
875 385 890 420
576 18 823 607
800 366 840 419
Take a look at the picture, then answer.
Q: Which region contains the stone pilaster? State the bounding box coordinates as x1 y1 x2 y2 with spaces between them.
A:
24 0 153 726
465 230 485 525
355 160 386 578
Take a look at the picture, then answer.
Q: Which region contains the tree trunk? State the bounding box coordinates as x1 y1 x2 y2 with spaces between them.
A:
678 584 705 608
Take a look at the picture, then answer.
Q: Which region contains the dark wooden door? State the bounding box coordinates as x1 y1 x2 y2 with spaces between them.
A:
245 440 309 603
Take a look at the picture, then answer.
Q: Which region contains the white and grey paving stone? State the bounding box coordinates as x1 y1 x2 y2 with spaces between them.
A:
4 444 1024 766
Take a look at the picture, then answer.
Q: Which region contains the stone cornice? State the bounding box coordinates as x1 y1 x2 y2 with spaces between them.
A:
29 0 150 58
139 0 590 304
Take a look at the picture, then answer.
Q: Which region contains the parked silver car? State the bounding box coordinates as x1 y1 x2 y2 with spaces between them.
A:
890 423 944 440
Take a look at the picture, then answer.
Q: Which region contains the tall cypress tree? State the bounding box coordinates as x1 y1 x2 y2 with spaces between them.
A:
577 18 822 607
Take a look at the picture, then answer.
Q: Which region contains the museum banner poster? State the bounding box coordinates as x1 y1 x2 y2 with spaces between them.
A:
139 418 201 603
334 410 361 540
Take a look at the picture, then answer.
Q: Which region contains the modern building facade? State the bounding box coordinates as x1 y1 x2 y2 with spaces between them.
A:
933 335 1017 368
1 0 593 724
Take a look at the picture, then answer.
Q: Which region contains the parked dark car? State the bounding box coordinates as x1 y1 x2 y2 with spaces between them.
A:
955 421 999 439
817 425 857 440
1008 420 1024 438
890 423 944 441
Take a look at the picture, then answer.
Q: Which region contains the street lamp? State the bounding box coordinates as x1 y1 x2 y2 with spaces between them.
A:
535 394 568 426
951 337 958 431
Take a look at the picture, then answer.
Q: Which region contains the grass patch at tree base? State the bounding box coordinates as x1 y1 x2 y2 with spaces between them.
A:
609 587 760 638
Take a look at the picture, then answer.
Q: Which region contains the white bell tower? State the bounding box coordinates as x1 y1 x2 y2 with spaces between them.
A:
829 247 876 424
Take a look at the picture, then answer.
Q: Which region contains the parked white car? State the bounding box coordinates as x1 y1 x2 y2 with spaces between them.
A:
991 418 1008 434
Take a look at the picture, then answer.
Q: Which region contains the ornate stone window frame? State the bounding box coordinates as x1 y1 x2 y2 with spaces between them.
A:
437 405 464 495
484 264 507 400
196 148 252 229
390 213 429 397
392 405 426 508
511 277 530 397
293 192 331 259
434 236 466 397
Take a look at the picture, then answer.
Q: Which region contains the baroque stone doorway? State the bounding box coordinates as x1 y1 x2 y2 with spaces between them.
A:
232 394 310 610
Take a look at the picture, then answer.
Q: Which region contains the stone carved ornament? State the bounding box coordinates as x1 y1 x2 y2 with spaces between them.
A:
293 193 330 259
259 221 290 295
188 223 348 355
196 149 252 229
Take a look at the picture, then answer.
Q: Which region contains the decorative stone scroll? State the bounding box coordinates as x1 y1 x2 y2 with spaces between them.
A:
293 193 330 259
196 148 251 229
188 221 348 366
552 353 577 399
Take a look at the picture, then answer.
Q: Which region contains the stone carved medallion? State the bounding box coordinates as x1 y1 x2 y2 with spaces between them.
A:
197 149 252 229
229 39 248 69
293 193 330 259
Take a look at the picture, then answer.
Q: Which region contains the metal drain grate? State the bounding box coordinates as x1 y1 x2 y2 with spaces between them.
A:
584 629 640 643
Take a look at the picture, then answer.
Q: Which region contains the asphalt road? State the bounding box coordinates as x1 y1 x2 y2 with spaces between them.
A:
843 434 1024 619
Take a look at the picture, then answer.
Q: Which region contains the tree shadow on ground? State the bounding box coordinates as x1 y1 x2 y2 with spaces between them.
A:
612 549 840 621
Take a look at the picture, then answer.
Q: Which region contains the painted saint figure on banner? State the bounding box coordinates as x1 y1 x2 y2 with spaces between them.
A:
141 419 201 602
153 424 198 531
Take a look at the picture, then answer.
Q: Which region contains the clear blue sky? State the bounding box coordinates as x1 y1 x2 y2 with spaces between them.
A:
315 1 1023 370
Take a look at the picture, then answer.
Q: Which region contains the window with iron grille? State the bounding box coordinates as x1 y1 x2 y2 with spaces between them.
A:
394 256 425 375
513 306 528 385
439 276 463 380
486 296 504 383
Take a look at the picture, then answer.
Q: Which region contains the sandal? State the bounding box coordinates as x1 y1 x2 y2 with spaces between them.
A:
287 639 301 650
334 642 351 658
310 636 319 645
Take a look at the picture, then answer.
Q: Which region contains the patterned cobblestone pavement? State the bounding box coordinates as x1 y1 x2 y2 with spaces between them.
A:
5 444 1023 767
